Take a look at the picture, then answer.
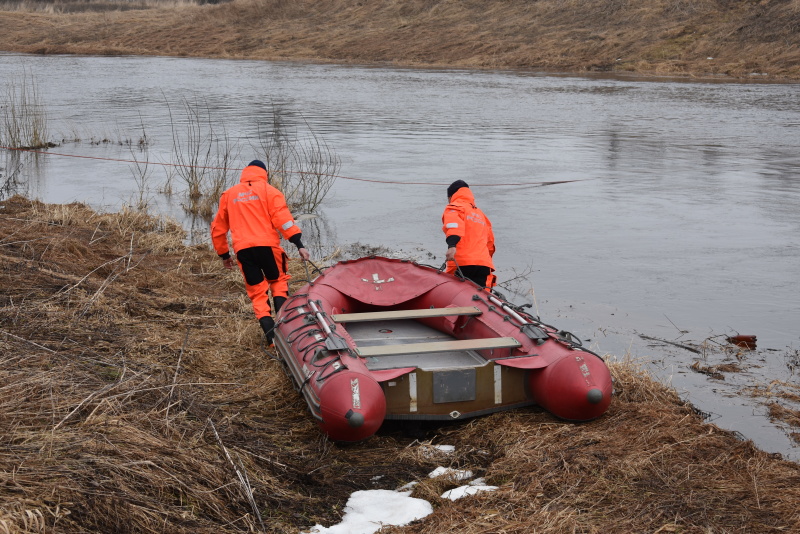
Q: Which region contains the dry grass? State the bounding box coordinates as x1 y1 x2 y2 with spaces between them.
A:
3 195 800 533
0 0 798 79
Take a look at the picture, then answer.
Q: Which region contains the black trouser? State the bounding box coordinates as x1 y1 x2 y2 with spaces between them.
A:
235 246 289 320
457 265 491 288
236 246 284 285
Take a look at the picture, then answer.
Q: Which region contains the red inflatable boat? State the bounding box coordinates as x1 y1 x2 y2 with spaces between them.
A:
274 256 612 442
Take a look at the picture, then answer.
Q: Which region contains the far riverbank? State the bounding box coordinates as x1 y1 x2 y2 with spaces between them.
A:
0 0 799 81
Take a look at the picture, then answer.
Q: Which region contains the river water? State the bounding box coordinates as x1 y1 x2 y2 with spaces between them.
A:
2 54 799 459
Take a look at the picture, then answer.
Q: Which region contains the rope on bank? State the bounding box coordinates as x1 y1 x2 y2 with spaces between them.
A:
1 144 593 188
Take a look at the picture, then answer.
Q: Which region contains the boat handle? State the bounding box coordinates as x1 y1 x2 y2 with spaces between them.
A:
487 294 549 344
308 300 333 336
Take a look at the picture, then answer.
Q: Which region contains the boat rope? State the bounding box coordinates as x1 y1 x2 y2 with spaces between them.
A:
260 336 280 360
282 293 310 309
285 323 321 345
277 306 309 324
551 330 605 359
279 297 352 370
295 331 326 355
1 144 593 188
305 259 325 275
297 372 314 395
280 305 321 343
297 259 325 287
276 295 314 332
437 259 469 282
315 356 348 382
471 291 551 332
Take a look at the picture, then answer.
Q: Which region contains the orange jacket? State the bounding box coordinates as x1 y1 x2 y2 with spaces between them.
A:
442 187 495 269
210 165 301 256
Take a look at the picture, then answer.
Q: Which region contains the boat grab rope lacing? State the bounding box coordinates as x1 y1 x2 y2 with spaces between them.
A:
559 334 604 360
276 295 312 329
294 329 326 353
278 298 348 359
1 144 593 188
315 356 348 382
279 297 353 384
283 320 319 344
283 291 311 306
281 321 346 395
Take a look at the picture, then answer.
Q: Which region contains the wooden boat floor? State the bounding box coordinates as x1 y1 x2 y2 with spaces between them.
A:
344 319 487 371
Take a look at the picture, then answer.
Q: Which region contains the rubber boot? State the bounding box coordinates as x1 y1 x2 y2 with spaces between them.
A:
273 296 287 316
259 315 275 345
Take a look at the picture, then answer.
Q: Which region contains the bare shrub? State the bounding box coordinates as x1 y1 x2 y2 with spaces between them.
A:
254 104 340 214
166 95 240 220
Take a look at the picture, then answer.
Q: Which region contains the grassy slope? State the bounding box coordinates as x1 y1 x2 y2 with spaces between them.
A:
2 196 800 533
0 0 798 79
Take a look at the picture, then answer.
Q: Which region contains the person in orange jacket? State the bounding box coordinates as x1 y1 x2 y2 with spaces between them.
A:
442 180 496 288
210 160 310 344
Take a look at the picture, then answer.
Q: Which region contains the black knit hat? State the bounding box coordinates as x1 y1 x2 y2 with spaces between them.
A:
447 180 469 198
248 160 267 171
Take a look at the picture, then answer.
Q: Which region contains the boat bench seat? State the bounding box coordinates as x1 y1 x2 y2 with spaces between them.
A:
331 306 482 323
355 337 521 358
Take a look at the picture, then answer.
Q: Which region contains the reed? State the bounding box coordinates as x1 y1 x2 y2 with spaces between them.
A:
1 69 50 150
128 118 154 213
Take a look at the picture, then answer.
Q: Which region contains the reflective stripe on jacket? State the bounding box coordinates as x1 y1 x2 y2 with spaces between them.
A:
210 165 301 256
442 187 495 269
